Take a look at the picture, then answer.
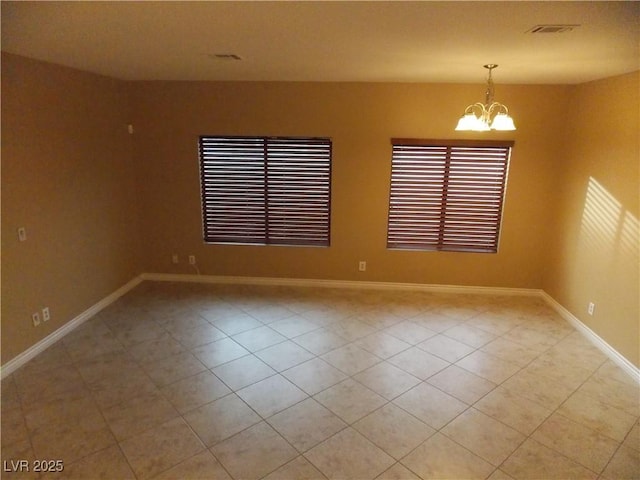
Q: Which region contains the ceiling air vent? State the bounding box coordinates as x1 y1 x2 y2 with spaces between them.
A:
209 53 242 61
527 25 579 34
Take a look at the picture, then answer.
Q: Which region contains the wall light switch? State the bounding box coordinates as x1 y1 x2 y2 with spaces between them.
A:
18 227 27 242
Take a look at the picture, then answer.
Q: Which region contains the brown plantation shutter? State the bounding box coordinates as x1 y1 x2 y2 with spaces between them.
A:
388 139 513 253
267 137 332 246
199 136 331 246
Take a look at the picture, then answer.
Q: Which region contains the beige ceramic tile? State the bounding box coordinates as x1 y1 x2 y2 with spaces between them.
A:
321 344 381 376
355 332 412 359
393 382 467 429
231 325 287 352
596 360 638 387
501 325 557 353
353 362 421 400
353 403 435 460
86 367 160 409
1 376 21 413
401 432 495 480
1 439 41 480
29 414 116 465
314 379 386 424
427 365 496 404
192 337 249 369
417 334 475 362
160 370 231 413
501 438 597 480
237 374 308 418
601 445 640 480
113 320 167 347
411 311 463 333
473 386 553 435
152 451 232 480
126 333 185 363
292 328 350 355
183 393 261 446
141 351 207 386
246 305 296 324
63 330 125 362
212 354 276 391
282 358 348 395
441 408 525 466
1 406 30 447
14 343 73 376
623 420 640 451
74 350 138 385
211 421 297 480
268 398 347 452
14 364 87 407
531 413 619 473
263 456 327 480
119 417 205 479
375 463 421 480
557 390 637 442
387 347 450 380
329 319 377 341
57 445 136 479
255 340 315 371
102 391 179 441
305 427 395 479
524 356 594 390
10 284 639 480
209 312 264 335
383 321 437 345
456 350 521 384
443 324 496 348
269 317 321 338
480 337 540 368
466 311 522 336
169 323 227 349
486 469 515 480
501 369 574 410
577 374 640 417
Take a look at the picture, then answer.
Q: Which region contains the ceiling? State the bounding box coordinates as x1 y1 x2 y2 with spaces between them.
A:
1 1 638 84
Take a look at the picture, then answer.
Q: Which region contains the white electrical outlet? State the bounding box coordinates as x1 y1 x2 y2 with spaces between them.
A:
18 227 27 242
32 312 41 327
359 261 367 272
42 307 50 322
189 255 196 265
588 302 595 315
172 254 179 264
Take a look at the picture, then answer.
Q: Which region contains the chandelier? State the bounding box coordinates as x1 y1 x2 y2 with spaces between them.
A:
455 64 516 131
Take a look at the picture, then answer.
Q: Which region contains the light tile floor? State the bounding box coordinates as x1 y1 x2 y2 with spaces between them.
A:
2 281 639 479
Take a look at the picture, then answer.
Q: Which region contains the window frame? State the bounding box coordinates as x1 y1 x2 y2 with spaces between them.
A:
198 135 332 247
387 138 514 254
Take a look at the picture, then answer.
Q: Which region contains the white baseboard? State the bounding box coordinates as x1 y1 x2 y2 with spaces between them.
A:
0 275 144 379
541 292 640 384
141 272 542 297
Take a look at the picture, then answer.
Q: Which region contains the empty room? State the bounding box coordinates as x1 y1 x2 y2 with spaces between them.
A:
1 1 638 479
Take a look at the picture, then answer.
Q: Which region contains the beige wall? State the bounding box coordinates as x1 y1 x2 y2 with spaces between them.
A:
3 51 637 370
130 81 570 288
1 53 141 364
544 72 640 367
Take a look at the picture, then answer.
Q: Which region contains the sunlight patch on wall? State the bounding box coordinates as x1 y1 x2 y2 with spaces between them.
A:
579 177 639 267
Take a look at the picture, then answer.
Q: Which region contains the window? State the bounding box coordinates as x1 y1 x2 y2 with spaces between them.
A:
199 136 331 246
387 139 513 253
